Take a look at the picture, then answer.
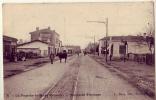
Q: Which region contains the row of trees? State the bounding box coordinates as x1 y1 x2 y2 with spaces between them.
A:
85 42 99 54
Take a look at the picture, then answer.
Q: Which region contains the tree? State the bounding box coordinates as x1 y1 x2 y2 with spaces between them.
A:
145 23 154 37
143 33 154 54
144 22 154 54
18 39 24 44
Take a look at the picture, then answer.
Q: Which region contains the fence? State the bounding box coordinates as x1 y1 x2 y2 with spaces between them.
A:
128 53 154 65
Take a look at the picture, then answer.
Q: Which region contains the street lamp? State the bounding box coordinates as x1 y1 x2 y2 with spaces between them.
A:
87 18 108 62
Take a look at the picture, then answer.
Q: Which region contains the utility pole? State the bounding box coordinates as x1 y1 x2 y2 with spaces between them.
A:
94 35 95 55
105 18 108 62
87 18 109 62
64 17 66 44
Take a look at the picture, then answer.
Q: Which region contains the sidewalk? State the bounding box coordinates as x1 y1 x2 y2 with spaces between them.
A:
90 54 155 98
3 57 57 78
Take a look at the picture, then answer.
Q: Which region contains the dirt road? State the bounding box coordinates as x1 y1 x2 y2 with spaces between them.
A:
4 55 153 100
74 55 153 100
4 56 76 100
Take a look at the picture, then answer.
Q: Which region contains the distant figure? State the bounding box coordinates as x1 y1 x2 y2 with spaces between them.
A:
58 50 67 63
58 52 62 63
49 53 55 64
84 51 87 56
77 52 79 56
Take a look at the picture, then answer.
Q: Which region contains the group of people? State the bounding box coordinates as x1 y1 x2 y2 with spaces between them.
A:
49 50 68 64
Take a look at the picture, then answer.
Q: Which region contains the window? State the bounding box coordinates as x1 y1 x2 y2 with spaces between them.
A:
44 50 48 56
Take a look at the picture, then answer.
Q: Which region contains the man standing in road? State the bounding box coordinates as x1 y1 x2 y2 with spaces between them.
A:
49 52 55 64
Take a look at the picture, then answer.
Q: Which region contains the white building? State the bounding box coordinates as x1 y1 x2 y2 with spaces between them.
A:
17 40 53 57
99 36 150 57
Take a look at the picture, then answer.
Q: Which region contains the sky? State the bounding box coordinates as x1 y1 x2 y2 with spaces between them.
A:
3 2 154 48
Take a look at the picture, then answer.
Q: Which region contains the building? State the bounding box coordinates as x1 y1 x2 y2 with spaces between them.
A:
29 27 62 55
3 35 18 62
17 40 50 57
62 45 81 54
99 36 150 57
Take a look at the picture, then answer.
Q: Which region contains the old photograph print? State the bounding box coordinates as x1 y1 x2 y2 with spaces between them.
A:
3 2 155 100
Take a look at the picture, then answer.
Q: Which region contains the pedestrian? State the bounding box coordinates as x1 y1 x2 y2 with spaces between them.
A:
84 51 87 56
49 52 55 64
58 52 62 63
63 50 67 63
77 52 79 56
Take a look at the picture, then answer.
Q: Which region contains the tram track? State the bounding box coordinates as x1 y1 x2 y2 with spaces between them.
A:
39 56 81 100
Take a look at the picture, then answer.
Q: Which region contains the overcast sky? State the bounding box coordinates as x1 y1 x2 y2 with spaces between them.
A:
3 2 154 48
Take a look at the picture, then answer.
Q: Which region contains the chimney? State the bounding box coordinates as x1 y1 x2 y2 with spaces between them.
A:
48 26 50 30
36 27 39 31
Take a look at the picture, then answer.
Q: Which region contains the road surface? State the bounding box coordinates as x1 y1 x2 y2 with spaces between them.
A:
74 55 153 100
4 55 153 100
4 55 76 100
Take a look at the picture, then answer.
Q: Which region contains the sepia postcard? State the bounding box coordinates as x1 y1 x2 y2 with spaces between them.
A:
2 2 155 100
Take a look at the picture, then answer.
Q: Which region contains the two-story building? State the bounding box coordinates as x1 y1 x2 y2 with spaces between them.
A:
17 27 62 57
29 27 62 55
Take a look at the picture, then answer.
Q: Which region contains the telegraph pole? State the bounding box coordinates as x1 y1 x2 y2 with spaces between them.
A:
87 18 109 62
64 17 66 44
94 35 95 55
105 18 108 62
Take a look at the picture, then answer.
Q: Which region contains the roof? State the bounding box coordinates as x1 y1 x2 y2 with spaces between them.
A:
17 40 48 47
99 36 145 42
63 45 81 50
17 48 39 49
64 45 80 48
29 28 60 36
3 35 18 42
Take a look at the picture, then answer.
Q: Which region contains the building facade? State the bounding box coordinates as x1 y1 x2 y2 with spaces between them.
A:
29 27 62 55
99 36 150 57
62 45 81 54
3 35 18 62
17 40 50 57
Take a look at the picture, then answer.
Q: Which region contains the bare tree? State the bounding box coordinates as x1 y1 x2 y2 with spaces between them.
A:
144 22 155 54
145 23 154 37
17 39 24 44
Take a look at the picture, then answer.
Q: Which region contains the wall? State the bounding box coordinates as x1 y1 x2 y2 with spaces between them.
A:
99 40 107 56
17 48 40 54
99 40 150 57
31 32 40 41
17 42 49 57
128 42 150 54
40 33 52 42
